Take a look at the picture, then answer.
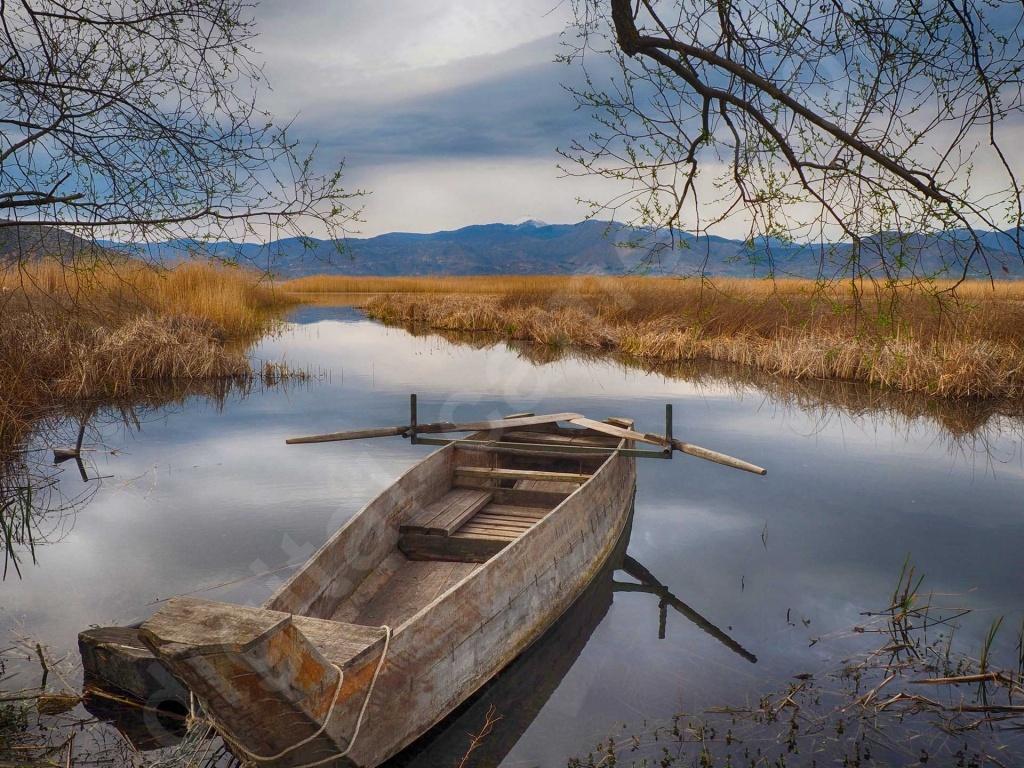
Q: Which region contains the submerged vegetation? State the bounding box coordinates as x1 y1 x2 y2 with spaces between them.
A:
569 562 1024 768
283 275 1024 400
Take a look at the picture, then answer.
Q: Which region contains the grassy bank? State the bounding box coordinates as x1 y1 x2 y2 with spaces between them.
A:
283 275 1024 399
0 261 292 443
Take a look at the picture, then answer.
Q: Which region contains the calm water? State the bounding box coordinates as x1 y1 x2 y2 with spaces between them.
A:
3 306 1024 765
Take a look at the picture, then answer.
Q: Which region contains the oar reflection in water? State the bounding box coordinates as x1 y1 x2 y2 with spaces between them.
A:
616 555 758 664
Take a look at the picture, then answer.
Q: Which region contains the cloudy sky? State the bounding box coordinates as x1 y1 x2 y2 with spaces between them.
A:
253 1 616 236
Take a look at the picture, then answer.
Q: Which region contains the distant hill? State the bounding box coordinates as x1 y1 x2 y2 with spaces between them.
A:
5 220 1022 278
0 223 109 264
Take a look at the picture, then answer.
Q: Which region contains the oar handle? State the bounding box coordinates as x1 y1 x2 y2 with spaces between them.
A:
286 426 408 445
671 439 767 475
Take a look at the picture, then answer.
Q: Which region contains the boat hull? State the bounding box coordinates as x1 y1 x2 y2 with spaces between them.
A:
387 504 635 768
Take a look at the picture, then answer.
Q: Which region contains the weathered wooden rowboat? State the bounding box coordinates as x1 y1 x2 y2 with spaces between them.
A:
131 400 765 768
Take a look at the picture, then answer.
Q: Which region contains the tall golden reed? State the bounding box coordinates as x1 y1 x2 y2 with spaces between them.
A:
280 275 1024 400
0 261 291 419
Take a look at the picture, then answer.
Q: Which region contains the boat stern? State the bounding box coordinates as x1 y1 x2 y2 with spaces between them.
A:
139 596 387 767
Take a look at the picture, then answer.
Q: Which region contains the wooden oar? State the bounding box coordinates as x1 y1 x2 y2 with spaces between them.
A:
568 417 667 447
570 417 767 475
670 439 766 476
286 426 408 445
286 412 584 445
287 410 766 474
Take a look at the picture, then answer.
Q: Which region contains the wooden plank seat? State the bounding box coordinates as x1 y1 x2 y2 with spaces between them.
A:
452 482 572 508
399 465 585 563
400 501 551 563
514 477 582 494
453 467 592 484
454 466 586 508
400 488 493 536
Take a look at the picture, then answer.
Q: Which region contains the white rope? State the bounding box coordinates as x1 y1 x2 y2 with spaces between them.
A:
194 624 392 768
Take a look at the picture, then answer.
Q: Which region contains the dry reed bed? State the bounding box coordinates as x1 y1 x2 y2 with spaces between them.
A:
283 273 1024 303
0 261 292 437
3 260 284 337
346 277 1024 399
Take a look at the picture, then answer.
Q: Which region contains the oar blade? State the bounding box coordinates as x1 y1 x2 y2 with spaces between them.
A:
567 417 667 447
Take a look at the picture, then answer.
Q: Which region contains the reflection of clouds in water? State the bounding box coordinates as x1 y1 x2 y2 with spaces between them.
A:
278 317 1024 461
2 311 1023 763
257 319 748 406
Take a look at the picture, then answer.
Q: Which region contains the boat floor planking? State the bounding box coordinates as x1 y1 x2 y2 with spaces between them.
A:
328 554 480 628
138 422 637 767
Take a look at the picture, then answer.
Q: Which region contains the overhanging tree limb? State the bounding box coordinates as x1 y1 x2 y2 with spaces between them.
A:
611 0 949 204
0 0 362 268
563 0 1024 282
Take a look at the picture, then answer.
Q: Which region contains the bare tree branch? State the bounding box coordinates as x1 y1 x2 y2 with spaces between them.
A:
0 0 363 269
561 0 1024 284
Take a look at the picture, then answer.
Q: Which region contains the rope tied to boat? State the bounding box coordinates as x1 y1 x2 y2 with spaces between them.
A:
189 624 392 768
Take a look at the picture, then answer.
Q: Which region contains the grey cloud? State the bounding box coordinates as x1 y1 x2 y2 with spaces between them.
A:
290 35 608 163
242 2 620 232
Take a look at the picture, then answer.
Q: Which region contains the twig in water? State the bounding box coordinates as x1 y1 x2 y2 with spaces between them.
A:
456 704 502 768
851 672 896 710
1016 617 1024 682
910 672 1009 686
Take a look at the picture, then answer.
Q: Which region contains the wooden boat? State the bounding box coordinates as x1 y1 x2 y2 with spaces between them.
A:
78 525 758 762
135 401 765 768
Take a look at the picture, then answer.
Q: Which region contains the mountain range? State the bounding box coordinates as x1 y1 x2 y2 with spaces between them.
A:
2 220 1022 279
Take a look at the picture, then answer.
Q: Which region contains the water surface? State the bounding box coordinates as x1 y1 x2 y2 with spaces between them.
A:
3 307 1023 765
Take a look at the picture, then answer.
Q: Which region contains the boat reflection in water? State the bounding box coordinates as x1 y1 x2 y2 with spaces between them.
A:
386 508 756 768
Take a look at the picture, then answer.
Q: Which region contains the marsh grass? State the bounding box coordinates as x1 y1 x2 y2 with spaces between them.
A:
0 261 301 580
260 360 312 385
3 260 286 336
287 275 1024 399
0 260 293 419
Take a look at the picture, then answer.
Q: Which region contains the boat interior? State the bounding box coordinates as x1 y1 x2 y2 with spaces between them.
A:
324 421 626 629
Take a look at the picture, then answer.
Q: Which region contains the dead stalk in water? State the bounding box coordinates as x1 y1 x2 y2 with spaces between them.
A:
456 704 502 768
